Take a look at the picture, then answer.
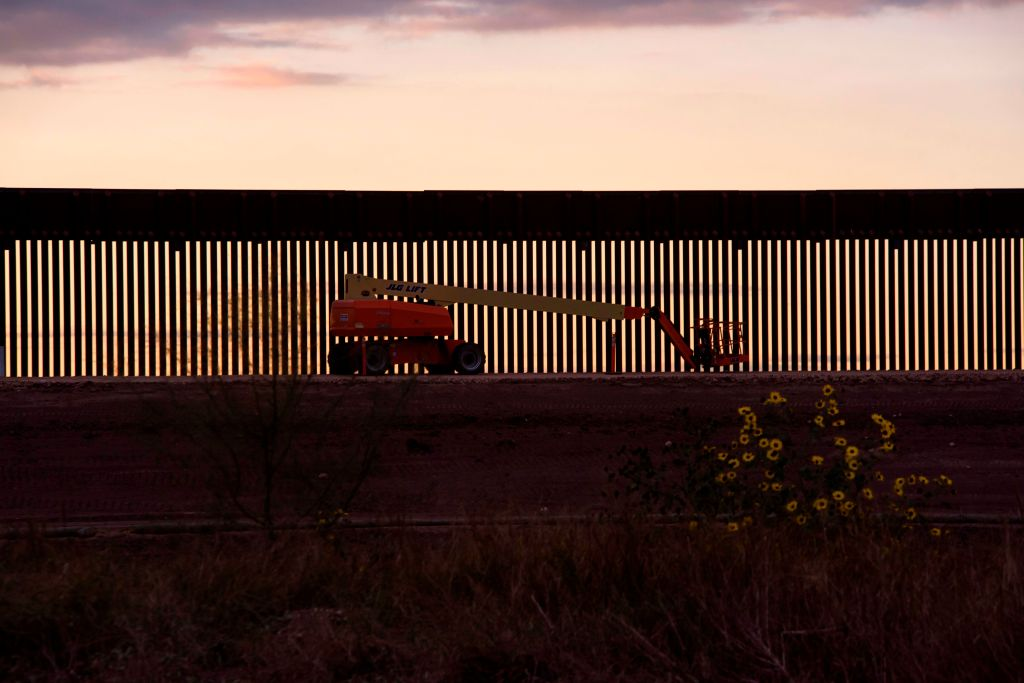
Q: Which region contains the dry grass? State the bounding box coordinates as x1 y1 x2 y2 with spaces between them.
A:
1 521 1023 682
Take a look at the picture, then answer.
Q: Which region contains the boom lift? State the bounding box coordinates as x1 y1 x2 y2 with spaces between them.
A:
328 274 747 375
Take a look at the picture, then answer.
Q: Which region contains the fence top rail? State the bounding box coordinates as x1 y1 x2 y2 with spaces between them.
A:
1 187 1022 244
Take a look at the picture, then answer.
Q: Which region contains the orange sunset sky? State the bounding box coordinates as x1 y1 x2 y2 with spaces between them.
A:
1 0 1022 191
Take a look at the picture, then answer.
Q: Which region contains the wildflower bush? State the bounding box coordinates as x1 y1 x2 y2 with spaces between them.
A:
607 384 956 529
315 506 352 552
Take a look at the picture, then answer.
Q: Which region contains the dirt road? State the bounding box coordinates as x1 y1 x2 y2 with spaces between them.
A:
1 372 1022 526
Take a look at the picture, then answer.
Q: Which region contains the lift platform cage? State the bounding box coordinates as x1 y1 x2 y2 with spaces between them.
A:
693 318 747 361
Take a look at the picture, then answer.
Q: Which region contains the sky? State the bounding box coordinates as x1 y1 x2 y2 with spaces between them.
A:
0 0 1022 191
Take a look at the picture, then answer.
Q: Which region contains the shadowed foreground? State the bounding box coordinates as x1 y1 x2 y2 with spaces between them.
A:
1 522 1022 681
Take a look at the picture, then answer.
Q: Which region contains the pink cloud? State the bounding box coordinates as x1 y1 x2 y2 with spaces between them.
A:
434 0 1019 31
0 1 404 66
0 1 1020 65
0 68 75 88
214 64 349 88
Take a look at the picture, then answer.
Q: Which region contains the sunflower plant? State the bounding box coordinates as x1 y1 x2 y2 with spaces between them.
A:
606 384 956 530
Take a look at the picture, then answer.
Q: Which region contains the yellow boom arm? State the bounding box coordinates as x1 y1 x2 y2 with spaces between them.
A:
344 274 646 321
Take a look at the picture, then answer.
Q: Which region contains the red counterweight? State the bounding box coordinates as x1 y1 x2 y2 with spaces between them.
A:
328 299 483 375
330 299 454 338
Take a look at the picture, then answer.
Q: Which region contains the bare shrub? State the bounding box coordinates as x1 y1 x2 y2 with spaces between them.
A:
155 374 415 537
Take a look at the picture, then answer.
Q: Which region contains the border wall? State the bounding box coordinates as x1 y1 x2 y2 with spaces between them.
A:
2 188 1022 376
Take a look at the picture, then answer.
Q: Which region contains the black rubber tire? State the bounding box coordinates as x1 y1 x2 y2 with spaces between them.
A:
451 342 485 375
328 343 355 375
364 342 390 375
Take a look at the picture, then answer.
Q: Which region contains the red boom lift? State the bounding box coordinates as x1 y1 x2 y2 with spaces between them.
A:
328 274 747 375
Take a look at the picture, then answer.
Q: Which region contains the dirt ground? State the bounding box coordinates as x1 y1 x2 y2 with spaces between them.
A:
1 372 1022 527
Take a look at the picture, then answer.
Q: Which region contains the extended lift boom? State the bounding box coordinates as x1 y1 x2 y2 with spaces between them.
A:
328 274 747 375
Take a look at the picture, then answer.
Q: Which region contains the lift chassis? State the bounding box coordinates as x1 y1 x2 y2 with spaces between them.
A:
328 274 748 375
